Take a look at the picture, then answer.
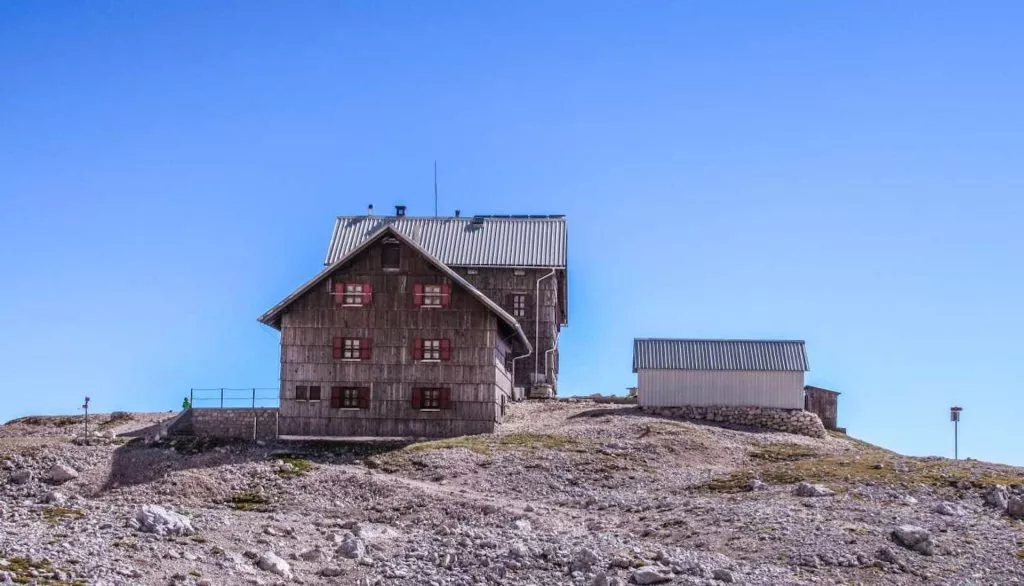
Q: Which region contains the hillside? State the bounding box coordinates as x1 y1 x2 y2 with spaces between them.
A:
0 403 1022 585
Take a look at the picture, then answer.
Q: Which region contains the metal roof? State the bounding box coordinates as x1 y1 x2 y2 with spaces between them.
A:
325 215 567 267
632 339 809 372
259 225 532 353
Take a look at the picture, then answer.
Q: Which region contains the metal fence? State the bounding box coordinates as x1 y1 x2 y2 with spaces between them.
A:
189 387 279 409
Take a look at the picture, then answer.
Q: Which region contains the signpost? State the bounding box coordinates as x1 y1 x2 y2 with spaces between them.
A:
950 406 963 460
82 396 91 438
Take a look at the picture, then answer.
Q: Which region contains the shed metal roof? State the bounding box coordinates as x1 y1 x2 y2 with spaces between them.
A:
633 339 809 372
325 215 567 267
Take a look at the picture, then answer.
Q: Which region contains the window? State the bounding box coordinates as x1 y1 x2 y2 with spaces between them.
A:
330 386 369 409
411 387 451 410
414 283 450 308
295 385 321 401
381 239 401 269
335 282 373 306
510 293 528 318
413 338 450 361
333 337 372 360
423 285 442 306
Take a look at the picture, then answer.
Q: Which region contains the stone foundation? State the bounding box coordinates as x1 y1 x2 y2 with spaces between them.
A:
170 408 279 441
642 405 827 438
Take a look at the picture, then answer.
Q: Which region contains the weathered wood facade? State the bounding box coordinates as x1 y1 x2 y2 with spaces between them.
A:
271 234 519 437
803 385 840 431
453 267 564 391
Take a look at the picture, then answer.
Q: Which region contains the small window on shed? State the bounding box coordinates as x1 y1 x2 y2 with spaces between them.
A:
381 238 401 269
295 385 308 401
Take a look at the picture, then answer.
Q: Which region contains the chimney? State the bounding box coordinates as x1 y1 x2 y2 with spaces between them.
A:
395 205 407 217
367 204 374 216
455 209 461 218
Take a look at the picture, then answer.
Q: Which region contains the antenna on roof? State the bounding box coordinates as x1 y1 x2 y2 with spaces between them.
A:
433 160 438 217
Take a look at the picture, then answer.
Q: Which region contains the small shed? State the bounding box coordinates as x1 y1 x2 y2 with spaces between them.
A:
632 339 809 409
804 385 841 431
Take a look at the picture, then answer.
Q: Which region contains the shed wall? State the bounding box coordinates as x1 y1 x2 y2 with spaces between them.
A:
636 369 805 409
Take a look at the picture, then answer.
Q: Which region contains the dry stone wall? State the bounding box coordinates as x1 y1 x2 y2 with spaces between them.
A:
171 408 279 441
642 405 827 438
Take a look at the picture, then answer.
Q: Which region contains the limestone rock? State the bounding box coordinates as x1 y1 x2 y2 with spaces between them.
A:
793 482 834 497
631 566 673 584
9 469 32 485
933 502 964 516
985 486 1009 511
712 568 735 583
337 535 366 559
130 505 195 536
570 548 599 572
892 525 935 556
257 552 292 580
1007 496 1024 519
47 464 79 484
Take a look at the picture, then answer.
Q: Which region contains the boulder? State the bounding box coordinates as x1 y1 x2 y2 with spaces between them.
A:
570 548 599 572
9 469 32 485
748 479 769 492
712 569 735 582
130 505 195 536
892 525 935 556
1007 496 1024 519
337 535 366 559
985 486 1009 511
933 502 965 516
793 482 834 497
298 546 328 562
631 567 673 584
257 552 292 580
47 464 79 484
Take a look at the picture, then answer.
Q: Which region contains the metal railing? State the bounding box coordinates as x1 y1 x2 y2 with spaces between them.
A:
189 387 279 409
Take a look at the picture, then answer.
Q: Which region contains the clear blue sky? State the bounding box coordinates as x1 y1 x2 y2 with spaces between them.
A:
2 2 1022 464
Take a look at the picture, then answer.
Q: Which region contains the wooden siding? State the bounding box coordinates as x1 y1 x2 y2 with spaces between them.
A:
636 369 805 409
454 267 565 390
804 387 839 430
276 237 510 438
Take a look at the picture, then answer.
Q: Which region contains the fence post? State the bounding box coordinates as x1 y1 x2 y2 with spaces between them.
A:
190 388 194 409
252 388 256 409
220 388 224 409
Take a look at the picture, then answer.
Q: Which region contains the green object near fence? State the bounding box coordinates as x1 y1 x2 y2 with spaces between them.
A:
182 397 191 410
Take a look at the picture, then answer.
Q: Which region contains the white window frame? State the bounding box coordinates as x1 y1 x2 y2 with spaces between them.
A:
422 284 443 307
511 293 527 318
343 283 364 306
422 339 441 362
342 338 361 360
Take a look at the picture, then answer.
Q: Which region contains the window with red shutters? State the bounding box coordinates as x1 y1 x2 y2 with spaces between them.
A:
336 283 371 306
412 388 450 410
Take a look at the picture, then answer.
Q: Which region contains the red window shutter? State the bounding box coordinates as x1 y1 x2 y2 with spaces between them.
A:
413 283 424 306
358 387 370 409
330 386 342 409
332 336 342 359
334 282 345 304
441 283 452 307
360 338 372 360
439 388 452 409
363 283 373 305
413 338 423 361
440 339 451 361
411 388 422 410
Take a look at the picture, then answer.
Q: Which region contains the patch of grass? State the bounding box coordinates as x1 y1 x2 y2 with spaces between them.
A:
9 415 81 427
189 570 202 578
749 443 822 462
1016 549 1024 560
274 456 313 478
403 436 492 456
699 449 1024 493
111 539 140 551
498 433 574 450
3 556 59 585
41 506 84 523
228 490 274 512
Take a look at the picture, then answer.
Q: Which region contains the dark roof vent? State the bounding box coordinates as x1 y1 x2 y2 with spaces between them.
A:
455 209 461 218
395 205 407 217
368 204 374 216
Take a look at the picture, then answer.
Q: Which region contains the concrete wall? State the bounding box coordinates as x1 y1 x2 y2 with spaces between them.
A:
178 408 279 441
637 369 805 409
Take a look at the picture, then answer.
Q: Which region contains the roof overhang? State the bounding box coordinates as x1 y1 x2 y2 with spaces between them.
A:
258 226 532 353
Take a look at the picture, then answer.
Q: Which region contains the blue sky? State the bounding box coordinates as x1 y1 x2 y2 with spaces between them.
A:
2 2 1022 464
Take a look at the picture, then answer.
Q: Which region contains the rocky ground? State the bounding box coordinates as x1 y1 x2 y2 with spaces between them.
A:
1 403 1023 585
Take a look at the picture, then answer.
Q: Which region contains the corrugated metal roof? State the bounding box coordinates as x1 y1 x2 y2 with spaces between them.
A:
325 215 567 267
633 339 809 372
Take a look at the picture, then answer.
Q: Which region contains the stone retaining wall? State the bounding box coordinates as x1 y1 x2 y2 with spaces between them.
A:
171 408 279 441
642 405 827 438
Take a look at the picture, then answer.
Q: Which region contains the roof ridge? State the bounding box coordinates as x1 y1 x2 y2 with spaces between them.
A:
634 338 806 343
